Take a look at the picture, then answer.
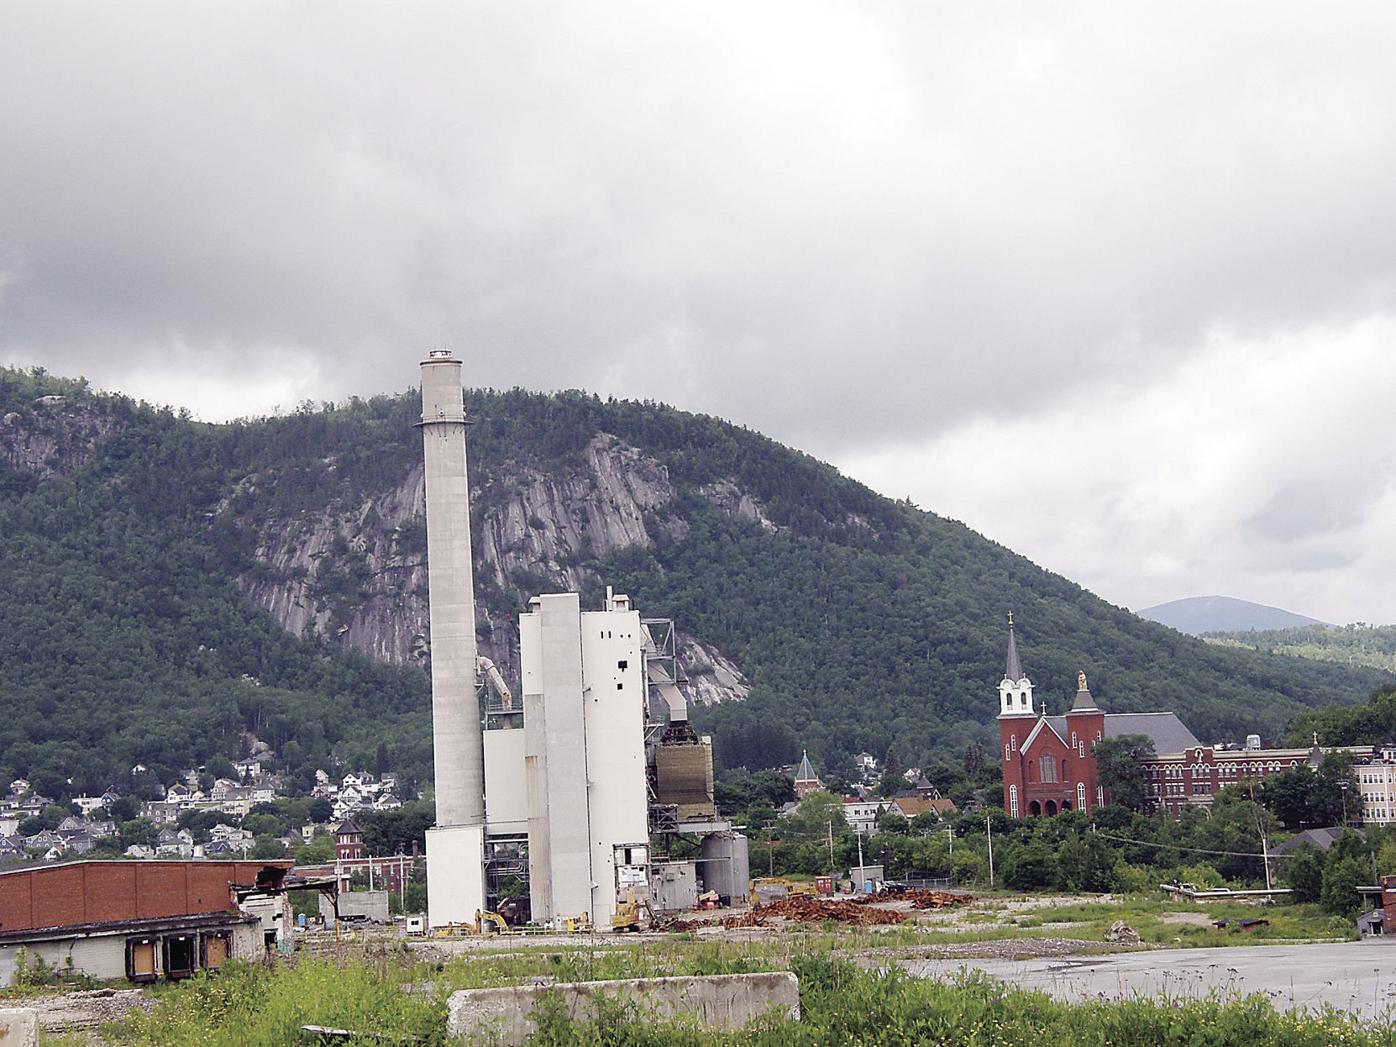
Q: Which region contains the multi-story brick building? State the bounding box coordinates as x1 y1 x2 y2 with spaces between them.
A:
996 615 1371 818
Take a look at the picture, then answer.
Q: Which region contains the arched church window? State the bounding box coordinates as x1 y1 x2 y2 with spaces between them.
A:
1096 784 1104 806
1009 785 1019 818
1020 693 1027 707
1011 735 1017 752
1077 782 1086 809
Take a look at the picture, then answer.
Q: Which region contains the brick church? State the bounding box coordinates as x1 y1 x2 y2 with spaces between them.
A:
993 614 1312 819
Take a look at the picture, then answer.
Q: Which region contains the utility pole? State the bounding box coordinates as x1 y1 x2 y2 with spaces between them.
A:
827 819 836 882
855 827 865 887
947 826 954 855
985 816 994 888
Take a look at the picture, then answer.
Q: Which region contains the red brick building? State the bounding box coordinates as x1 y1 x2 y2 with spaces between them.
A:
0 860 292 986
995 616 1347 818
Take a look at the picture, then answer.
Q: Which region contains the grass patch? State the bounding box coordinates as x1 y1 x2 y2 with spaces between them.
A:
1010 898 1356 946
115 950 1396 1045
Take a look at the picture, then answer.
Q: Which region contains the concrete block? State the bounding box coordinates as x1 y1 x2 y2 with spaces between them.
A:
447 971 799 1044
0 1008 38 1047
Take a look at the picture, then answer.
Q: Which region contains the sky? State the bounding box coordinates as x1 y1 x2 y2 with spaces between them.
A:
2 3 1395 623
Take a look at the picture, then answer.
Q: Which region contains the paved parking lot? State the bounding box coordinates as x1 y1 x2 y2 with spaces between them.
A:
908 940 1396 1019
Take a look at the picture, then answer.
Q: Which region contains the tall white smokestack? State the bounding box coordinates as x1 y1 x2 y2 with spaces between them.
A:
419 351 489 927
419 350 485 828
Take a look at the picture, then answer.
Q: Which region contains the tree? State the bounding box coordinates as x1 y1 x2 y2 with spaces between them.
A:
119 819 158 848
250 835 286 860
308 797 334 824
878 747 903 797
1259 769 1315 831
875 811 909 835
1093 735 1154 811
1320 830 1373 916
1321 855 1370 916
296 835 335 864
1002 840 1055 889
1284 847 1323 903
107 796 140 822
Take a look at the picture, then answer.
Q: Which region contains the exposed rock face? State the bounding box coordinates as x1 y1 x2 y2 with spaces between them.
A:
234 432 750 704
699 479 779 534
0 399 122 482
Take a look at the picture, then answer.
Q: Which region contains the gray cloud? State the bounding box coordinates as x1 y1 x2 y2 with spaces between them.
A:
4 3 1396 618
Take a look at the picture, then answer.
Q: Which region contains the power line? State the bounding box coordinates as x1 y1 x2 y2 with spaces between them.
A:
1090 828 1296 861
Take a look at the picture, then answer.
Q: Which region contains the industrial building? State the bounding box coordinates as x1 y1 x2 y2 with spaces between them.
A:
0 861 309 986
417 351 747 931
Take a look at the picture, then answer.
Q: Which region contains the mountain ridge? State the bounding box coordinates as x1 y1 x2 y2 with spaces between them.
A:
1138 596 1327 636
0 366 1386 798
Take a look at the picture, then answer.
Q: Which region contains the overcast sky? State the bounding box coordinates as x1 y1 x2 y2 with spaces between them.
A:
3 3 1395 623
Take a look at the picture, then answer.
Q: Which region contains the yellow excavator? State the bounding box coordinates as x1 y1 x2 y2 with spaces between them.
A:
430 910 518 937
610 890 656 932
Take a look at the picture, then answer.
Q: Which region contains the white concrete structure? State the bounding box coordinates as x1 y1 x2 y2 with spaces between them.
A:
521 591 651 929
419 351 487 927
483 727 528 836
447 973 800 1044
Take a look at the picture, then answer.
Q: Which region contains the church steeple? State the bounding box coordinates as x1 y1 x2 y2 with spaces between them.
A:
1004 611 1023 682
998 612 1035 717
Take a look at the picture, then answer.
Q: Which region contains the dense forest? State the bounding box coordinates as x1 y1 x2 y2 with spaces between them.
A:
0 365 1387 799
1207 624 1396 675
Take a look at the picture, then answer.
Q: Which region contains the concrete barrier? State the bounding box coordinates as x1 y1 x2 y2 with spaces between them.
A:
0 1008 38 1047
447 971 799 1044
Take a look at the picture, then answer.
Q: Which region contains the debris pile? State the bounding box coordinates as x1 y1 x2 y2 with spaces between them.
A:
663 896 910 931
1104 920 1141 945
857 888 973 910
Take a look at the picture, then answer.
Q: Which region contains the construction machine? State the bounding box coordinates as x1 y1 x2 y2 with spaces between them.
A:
610 890 656 932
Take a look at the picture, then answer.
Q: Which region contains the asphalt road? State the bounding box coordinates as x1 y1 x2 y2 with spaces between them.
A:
907 940 1396 1020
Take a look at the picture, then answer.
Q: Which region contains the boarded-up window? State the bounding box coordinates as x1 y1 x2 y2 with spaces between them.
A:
126 938 157 982
202 933 230 969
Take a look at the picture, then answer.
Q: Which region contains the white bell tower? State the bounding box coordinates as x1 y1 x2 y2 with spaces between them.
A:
998 612 1035 717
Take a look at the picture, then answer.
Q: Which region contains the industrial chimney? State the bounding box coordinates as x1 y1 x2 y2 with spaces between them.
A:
418 349 486 924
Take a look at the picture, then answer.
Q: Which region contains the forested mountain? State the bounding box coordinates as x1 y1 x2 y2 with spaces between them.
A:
1137 596 1326 635
1206 624 1396 675
0 365 1387 800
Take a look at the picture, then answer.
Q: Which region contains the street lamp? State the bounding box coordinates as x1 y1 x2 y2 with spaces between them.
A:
1340 780 1350 826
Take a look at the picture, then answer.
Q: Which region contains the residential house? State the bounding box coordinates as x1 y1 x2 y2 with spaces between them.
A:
842 797 902 835
891 794 958 821
61 832 96 855
124 843 157 860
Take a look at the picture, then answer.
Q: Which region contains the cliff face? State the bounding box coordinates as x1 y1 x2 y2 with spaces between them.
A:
0 397 123 483
233 432 751 703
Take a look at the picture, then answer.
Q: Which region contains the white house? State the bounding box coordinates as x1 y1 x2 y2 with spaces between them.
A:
842 797 903 835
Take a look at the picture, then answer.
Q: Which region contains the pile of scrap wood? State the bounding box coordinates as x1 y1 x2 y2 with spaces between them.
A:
663 896 909 931
857 887 973 909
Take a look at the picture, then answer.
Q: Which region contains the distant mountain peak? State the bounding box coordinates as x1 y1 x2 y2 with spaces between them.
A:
1136 596 1327 636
